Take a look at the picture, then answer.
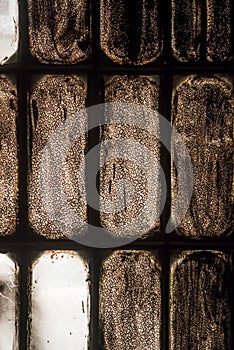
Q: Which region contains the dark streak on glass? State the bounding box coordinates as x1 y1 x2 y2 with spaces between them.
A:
100 0 162 65
172 76 233 238
28 0 90 64
170 251 233 350
100 76 160 238
172 0 202 61
0 77 18 236
29 75 87 239
100 250 161 350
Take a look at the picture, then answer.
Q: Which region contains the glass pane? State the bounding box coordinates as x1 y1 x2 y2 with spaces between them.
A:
172 76 233 238
0 77 18 236
29 75 87 239
100 0 162 65
0 253 18 350
206 0 232 62
100 250 161 350
30 251 90 349
0 0 19 64
172 0 232 62
170 251 232 350
28 0 90 64
100 76 160 238
172 0 201 61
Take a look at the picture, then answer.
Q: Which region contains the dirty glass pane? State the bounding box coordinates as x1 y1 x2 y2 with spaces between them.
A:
0 0 19 64
0 254 18 350
172 76 233 238
100 0 162 65
0 77 18 236
100 250 161 350
28 75 87 239
206 0 232 62
172 0 232 62
170 251 232 350
28 0 90 64
100 76 160 238
30 251 90 349
172 0 201 61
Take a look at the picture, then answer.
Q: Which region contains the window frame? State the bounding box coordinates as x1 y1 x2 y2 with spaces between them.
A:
0 0 233 349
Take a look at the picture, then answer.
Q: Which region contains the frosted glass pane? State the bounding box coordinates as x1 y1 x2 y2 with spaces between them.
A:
30 251 90 350
100 250 161 350
100 0 162 65
170 251 232 350
0 0 19 64
172 76 233 238
29 75 87 239
0 77 18 235
0 254 18 350
100 76 160 238
28 0 90 64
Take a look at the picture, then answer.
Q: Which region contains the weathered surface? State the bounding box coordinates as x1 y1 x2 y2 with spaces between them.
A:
100 75 160 238
30 251 90 349
100 0 162 65
28 0 90 64
0 77 18 235
100 250 161 350
170 251 233 350
172 0 202 61
172 0 232 62
206 0 232 62
172 76 233 238
29 75 87 239
0 254 18 350
0 0 19 64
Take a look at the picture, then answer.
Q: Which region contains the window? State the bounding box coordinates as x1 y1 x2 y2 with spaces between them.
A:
0 0 233 349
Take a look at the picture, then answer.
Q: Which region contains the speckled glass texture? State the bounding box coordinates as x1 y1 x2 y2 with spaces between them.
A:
206 0 232 62
172 75 233 238
0 76 18 236
100 75 161 238
172 0 232 62
170 251 233 350
100 0 162 65
28 0 90 64
100 250 161 350
28 75 87 239
172 0 202 61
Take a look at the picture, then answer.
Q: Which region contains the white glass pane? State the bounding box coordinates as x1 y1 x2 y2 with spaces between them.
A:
30 251 90 349
0 0 19 64
0 254 18 350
